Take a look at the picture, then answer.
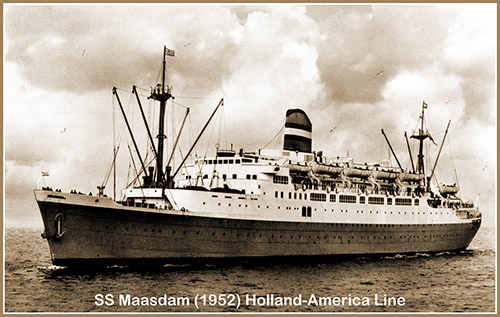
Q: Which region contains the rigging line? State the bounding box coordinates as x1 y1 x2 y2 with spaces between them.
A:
103 145 120 187
174 96 221 100
446 133 457 176
135 92 154 99
217 110 222 147
113 87 134 94
276 121 284 149
203 115 219 159
154 61 162 87
262 125 284 149
126 157 156 188
170 100 190 110
169 100 175 167
135 86 151 92
131 147 147 197
222 107 228 149
102 94 118 189
126 162 131 190
127 144 141 188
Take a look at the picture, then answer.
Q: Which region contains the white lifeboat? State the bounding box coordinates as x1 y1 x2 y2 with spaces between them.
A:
311 162 343 176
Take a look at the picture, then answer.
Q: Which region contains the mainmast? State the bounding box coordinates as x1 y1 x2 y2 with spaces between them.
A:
411 101 429 175
149 46 175 187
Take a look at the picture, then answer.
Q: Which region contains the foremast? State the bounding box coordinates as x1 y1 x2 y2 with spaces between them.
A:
149 46 175 188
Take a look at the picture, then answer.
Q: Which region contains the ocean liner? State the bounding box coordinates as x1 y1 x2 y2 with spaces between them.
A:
34 47 481 267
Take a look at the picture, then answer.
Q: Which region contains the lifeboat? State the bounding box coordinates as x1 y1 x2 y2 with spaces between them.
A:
311 162 343 175
439 184 460 196
285 163 312 173
399 172 425 182
372 169 399 180
344 167 373 179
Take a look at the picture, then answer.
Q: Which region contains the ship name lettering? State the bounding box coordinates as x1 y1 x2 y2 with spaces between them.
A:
119 294 190 306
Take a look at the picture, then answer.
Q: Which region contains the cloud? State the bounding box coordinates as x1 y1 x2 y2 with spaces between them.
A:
4 4 496 226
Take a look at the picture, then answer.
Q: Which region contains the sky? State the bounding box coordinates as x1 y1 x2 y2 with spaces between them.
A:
3 4 497 228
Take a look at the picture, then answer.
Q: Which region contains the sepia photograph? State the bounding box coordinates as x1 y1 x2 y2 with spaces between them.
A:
3 3 496 313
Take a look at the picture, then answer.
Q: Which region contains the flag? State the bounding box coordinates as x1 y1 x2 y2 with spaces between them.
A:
423 101 428 109
166 48 175 57
41 171 49 177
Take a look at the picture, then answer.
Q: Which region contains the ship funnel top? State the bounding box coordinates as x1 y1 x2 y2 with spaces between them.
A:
283 108 312 153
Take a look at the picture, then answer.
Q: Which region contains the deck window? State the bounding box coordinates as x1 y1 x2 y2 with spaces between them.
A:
330 194 336 202
395 198 412 206
310 193 326 201
368 197 385 205
339 195 356 204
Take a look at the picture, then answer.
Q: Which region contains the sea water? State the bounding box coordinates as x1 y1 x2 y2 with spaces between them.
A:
4 225 495 312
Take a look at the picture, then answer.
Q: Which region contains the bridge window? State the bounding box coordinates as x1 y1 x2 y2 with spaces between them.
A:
273 175 289 184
